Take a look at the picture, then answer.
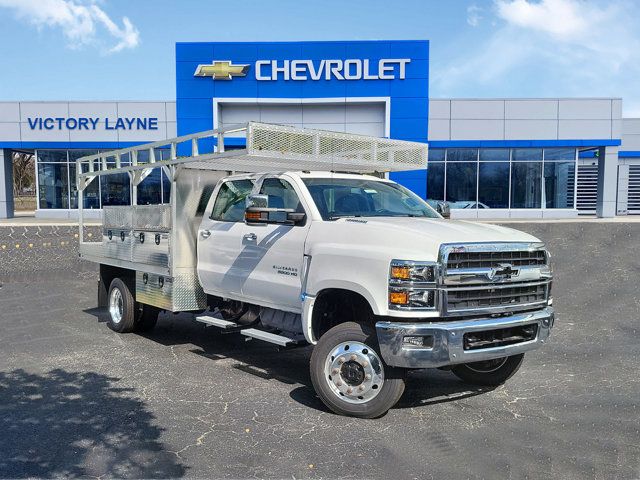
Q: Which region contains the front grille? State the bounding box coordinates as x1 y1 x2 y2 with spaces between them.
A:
447 250 546 269
446 282 548 312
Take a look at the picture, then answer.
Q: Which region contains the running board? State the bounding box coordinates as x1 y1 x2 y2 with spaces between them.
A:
240 328 294 347
195 314 238 329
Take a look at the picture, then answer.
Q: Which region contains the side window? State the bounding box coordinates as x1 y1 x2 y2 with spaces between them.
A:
259 178 304 212
210 179 254 222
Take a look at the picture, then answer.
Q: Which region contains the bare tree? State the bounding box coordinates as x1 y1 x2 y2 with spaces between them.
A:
12 152 35 196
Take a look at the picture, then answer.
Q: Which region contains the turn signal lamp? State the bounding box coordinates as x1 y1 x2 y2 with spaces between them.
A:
389 291 409 305
245 211 263 222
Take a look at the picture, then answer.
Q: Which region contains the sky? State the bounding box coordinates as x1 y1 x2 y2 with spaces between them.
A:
0 0 639 115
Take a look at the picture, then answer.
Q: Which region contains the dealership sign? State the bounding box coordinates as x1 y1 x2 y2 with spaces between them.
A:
27 117 159 131
194 59 411 81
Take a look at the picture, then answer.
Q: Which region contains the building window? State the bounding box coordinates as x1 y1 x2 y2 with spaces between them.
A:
544 148 576 208
446 161 477 205
478 162 510 208
37 162 69 209
426 162 445 201
511 162 542 208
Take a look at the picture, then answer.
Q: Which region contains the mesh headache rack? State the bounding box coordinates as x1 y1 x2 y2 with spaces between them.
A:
76 121 427 183
76 122 428 243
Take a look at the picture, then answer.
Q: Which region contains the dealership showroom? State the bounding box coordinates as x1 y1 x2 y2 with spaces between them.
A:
1 39 638 220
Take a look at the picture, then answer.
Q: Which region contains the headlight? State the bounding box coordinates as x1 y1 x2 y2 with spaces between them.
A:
389 260 436 283
389 260 438 311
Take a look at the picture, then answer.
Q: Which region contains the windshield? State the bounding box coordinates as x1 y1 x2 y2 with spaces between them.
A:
302 178 441 220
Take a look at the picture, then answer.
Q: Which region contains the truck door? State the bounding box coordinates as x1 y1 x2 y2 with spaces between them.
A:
239 176 310 312
197 178 255 297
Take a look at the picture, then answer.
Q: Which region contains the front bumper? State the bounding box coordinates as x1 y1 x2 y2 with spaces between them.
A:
376 307 554 369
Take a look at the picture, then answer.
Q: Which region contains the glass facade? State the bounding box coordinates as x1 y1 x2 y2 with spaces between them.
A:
36 149 172 209
426 147 577 209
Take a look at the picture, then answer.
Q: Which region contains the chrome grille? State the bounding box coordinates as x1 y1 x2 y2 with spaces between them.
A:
446 281 548 312
447 250 547 269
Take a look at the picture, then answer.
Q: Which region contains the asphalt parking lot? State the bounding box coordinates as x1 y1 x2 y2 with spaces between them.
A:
0 221 639 479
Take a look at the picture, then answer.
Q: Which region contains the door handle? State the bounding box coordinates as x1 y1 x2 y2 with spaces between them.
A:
243 232 257 241
200 229 211 239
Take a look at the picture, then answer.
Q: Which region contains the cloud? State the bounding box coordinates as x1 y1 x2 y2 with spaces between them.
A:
432 0 640 116
0 0 139 53
466 4 482 27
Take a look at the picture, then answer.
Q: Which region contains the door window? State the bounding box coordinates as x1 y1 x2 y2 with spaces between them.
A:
210 179 254 222
259 178 304 212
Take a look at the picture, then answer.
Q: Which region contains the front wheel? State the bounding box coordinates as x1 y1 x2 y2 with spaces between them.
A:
451 353 525 386
310 322 405 419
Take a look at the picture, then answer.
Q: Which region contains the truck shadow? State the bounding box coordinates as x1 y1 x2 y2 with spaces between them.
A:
0 368 186 478
141 313 497 414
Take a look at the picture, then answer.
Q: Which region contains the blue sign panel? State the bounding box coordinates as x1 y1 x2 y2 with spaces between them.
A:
175 40 429 197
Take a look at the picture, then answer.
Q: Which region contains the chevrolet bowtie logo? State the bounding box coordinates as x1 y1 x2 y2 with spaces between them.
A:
194 60 250 80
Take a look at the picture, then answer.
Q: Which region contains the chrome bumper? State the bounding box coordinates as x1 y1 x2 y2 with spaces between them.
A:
376 307 554 369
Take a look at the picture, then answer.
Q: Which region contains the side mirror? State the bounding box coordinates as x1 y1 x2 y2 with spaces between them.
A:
245 194 306 226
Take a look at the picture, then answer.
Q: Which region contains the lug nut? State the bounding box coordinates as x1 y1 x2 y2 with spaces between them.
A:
358 385 365 392
350 354 357 361
336 381 343 386
338 357 346 364
365 374 371 380
346 388 353 394
332 368 339 374
362 361 368 368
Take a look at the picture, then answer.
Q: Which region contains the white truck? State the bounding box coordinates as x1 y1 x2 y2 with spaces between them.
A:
77 122 554 418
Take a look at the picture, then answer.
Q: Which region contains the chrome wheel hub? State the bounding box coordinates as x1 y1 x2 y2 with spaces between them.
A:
324 342 384 404
109 288 124 324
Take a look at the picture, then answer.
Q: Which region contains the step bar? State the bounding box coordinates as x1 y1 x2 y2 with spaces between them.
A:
195 313 296 347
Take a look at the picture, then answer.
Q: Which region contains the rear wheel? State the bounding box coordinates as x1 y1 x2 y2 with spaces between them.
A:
107 278 137 333
310 322 405 418
451 354 525 386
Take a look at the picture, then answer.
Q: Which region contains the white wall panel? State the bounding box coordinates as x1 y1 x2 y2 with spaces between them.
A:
0 122 20 141
20 123 70 142
450 119 504 140
166 121 177 138
118 123 168 141
428 119 450 140
612 99 622 120
68 121 118 142
622 119 640 135
0 102 20 122
621 134 640 150
505 100 557 119
302 123 347 132
612 119 622 139
116 102 167 121
302 104 346 123
68 102 118 118
345 122 384 137
428 100 450 119
20 102 68 121
451 100 504 119
558 99 612 120
259 104 303 123
220 104 259 124
346 103 385 123
558 119 612 138
166 102 177 122
505 120 557 139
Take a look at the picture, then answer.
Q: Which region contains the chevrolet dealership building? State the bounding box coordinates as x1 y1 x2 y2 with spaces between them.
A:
1 40 639 220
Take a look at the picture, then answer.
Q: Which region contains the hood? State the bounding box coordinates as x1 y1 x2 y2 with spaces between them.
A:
352 217 540 245
310 217 542 261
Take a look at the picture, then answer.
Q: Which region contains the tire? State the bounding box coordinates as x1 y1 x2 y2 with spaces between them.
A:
135 305 160 332
451 353 525 386
107 278 137 333
310 322 406 419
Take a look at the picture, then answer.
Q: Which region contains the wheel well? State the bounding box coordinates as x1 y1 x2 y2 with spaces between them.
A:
312 289 374 340
98 264 135 307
